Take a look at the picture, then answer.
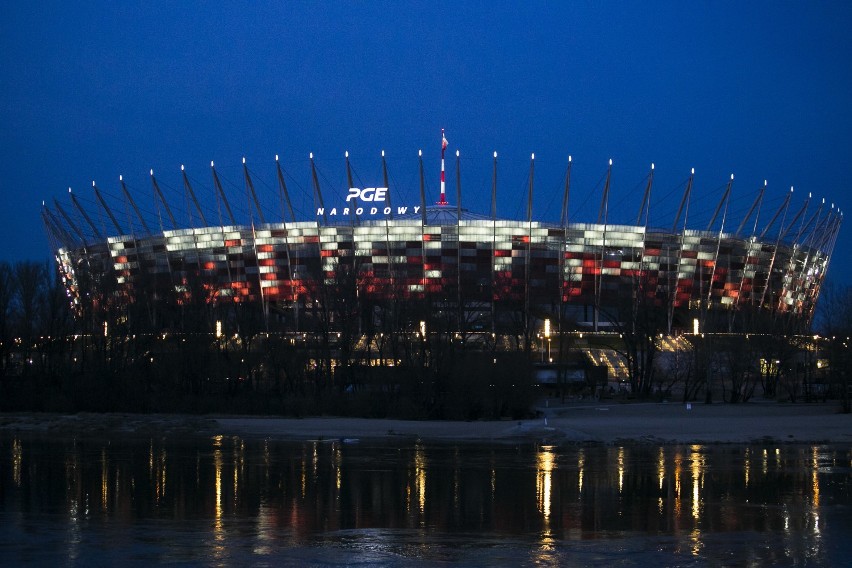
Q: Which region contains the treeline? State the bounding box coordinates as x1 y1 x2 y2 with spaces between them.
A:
0 260 535 419
2 257 850 416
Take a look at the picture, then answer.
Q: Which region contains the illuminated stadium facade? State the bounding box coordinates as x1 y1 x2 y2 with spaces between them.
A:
42 145 841 335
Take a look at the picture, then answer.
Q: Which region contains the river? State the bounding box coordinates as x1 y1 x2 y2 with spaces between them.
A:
1 432 849 566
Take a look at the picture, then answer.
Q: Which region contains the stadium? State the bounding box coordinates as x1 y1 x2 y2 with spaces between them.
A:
42 139 840 340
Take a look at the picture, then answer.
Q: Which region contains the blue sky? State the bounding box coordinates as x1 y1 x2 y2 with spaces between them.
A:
2 2 850 284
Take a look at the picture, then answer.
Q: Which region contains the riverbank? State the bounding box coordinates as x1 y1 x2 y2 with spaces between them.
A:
2 400 850 445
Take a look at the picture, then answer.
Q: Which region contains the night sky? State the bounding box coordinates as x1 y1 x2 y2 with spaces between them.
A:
2 2 851 285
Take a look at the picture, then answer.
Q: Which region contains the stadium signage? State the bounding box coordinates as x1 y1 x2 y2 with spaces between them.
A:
316 187 421 217
346 187 387 202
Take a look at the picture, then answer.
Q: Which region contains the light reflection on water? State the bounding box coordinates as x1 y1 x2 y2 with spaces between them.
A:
1 433 850 566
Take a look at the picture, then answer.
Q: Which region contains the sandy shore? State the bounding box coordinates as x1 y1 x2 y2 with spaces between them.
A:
2 401 849 445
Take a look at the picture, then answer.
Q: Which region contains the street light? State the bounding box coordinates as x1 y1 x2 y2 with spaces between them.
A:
419 320 428 367
544 318 552 362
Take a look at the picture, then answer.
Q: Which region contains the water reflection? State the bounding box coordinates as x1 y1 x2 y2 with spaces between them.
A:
414 442 426 522
11 438 22 487
535 445 557 566
536 445 554 522
212 433 225 561
0 433 849 566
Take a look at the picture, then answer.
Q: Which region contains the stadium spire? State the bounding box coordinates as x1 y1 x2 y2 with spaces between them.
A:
182 164 208 226
69 186 103 240
92 181 123 235
636 162 653 226
150 169 178 229
672 168 695 233
455 149 462 222
736 180 766 237
274 154 296 223
561 155 573 227
597 159 613 225
210 161 236 226
242 157 266 225
345 150 357 225
120 175 152 234
310 153 327 225
438 129 449 205
491 151 498 221
706 173 734 231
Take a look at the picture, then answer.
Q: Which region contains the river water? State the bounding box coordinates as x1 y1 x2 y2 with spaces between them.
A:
0 431 849 566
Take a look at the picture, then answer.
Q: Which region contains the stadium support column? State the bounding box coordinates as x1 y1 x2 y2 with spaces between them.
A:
759 189 793 241
708 174 734 309
275 155 297 223
310 153 326 322
345 151 357 227
209 161 235 303
780 194 810 243
706 174 733 232
438 129 448 205
671 169 694 234
92 182 123 235
559 156 573 342
758 188 793 309
149 169 179 301
150 169 178 229
455 150 462 220
736 180 766 237
525 153 534 348
595 159 612 332
310 153 327 225
178 165 204 276
736 180 767 307
344 150 358 259
44 205 76 248
182 165 208 226
381 150 393 218
561 156 573 227
381 150 394 289
418 150 427 294
456 149 462 332
344 151 360 337
211 162 237 226
784 197 824 315
491 151 497 336
70 188 103 241
242 157 266 225
243 157 268 328
274 154 297 316
668 168 694 334
54 196 87 247
774 193 811 315
799 201 834 318
597 160 611 225
41 206 66 251
121 176 152 234
795 197 822 245
809 204 837 254
636 164 654 226
806 208 841 322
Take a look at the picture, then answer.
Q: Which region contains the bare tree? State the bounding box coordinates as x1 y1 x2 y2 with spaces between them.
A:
598 267 667 398
817 282 852 413
0 262 14 402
